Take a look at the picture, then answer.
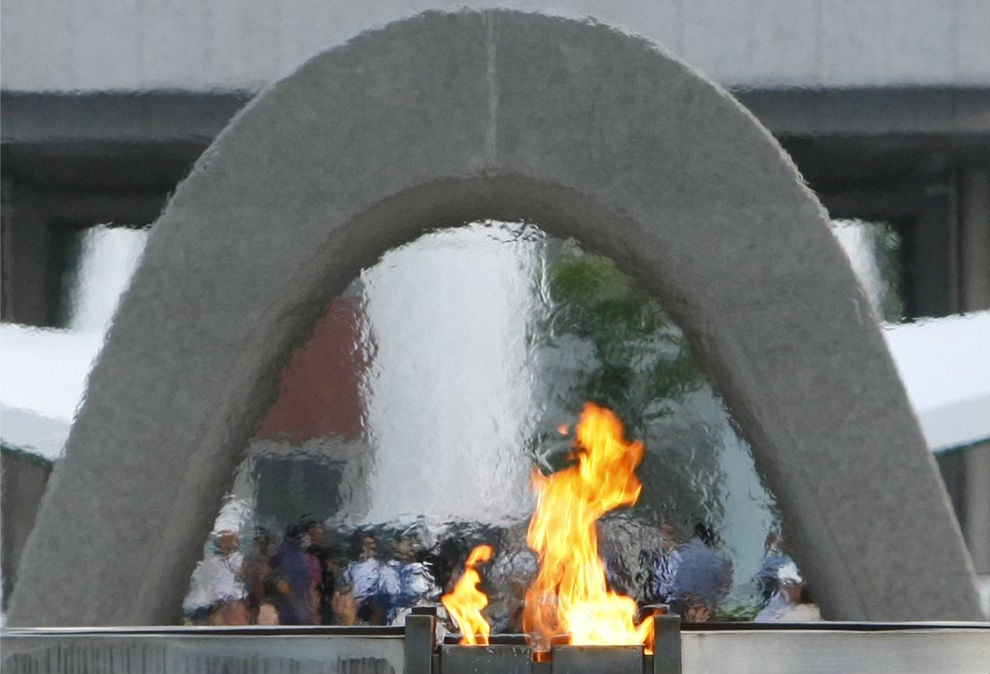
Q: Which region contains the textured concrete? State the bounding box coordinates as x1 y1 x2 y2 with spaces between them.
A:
0 451 52 610
1 630 403 673
3 627 990 674
2 0 988 92
9 10 982 625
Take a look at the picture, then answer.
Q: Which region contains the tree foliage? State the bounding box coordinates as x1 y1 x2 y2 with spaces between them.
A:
546 252 704 437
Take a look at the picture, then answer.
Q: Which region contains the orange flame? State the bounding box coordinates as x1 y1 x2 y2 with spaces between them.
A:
441 544 494 645
524 402 654 652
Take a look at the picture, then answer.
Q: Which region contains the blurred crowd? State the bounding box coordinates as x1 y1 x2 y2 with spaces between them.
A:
638 522 818 622
184 519 817 627
183 523 439 626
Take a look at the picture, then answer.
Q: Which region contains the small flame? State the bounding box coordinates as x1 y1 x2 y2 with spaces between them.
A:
524 402 654 652
441 544 494 645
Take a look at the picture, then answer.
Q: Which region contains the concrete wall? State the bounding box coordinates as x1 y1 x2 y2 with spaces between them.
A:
0 450 52 611
1 630 404 674
959 169 990 576
2 0 988 92
3 627 990 674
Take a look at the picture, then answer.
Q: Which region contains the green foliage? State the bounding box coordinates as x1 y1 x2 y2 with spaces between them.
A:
1 443 55 470
545 252 704 436
715 602 762 622
871 221 906 323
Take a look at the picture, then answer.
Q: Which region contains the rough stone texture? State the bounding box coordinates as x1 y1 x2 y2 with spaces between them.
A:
3 0 989 91
1 451 51 608
9 10 982 625
0 632 404 673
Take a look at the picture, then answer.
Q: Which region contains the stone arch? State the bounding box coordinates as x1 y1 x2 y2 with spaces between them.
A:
10 9 981 625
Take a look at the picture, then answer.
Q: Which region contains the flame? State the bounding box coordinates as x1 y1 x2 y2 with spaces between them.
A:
524 402 654 652
441 544 494 645
441 404 654 652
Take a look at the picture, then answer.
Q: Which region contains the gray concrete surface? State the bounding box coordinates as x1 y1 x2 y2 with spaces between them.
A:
1 629 403 673
3 626 990 674
0 450 52 611
8 9 983 625
2 0 988 92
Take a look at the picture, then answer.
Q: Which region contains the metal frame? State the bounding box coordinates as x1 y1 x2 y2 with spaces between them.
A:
3 620 988 674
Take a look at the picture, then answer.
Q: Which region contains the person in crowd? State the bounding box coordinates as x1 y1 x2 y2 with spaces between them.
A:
649 521 684 606
270 521 322 624
346 533 399 625
183 529 249 625
754 561 821 622
756 527 796 606
486 543 537 634
668 522 732 622
242 527 278 624
385 536 439 624
305 521 343 625
331 582 358 625
639 520 685 610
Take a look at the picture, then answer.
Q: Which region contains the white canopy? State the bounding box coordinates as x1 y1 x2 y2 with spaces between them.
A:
0 325 102 460
2 311 987 460
883 310 990 452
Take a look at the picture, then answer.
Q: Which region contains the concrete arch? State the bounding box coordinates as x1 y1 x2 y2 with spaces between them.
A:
10 9 981 625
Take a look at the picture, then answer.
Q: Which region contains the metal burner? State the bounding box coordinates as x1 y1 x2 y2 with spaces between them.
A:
404 611 683 674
